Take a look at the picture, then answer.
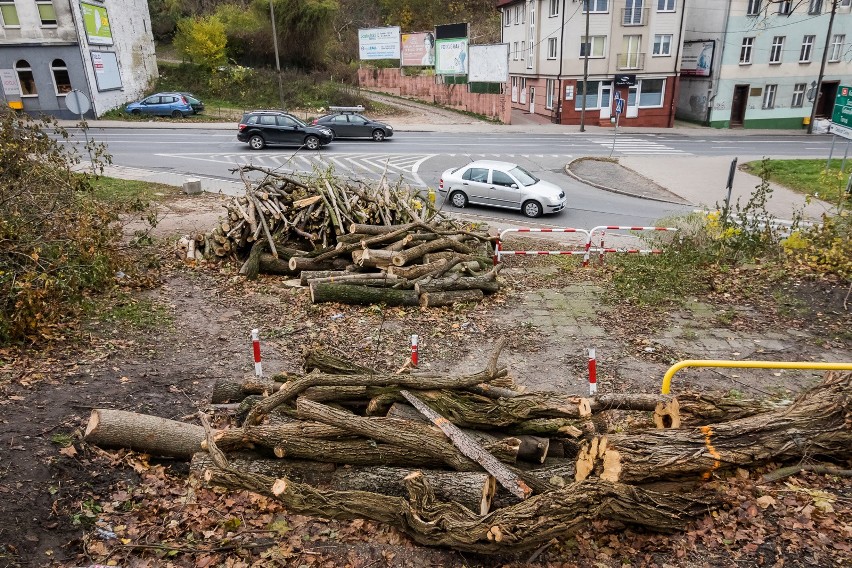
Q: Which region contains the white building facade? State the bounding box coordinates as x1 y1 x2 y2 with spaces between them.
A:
0 0 157 118
498 0 688 127
678 0 852 128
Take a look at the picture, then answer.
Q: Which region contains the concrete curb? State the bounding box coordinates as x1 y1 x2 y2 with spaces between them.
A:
564 157 692 205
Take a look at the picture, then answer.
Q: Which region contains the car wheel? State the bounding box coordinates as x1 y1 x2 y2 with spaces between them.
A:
372 129 385 142
304 135 321 150
328 129 336 140
450 191 468 209
248 135 265 150
130 109 141 115
171 110 184 118
522 200 543 218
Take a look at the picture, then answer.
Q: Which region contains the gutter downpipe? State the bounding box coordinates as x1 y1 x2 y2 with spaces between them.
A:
669 0 688 128
556 0 567 123
579 0 590 132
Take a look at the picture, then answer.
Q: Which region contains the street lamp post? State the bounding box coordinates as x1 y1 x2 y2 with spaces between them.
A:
269 0 285 110
807 0 838 134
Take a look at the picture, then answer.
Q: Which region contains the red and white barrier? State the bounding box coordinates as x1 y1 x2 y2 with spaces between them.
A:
251 328 262 377
495 228 590 263
410 334 419 367
584 226 678 267
588 348 597 396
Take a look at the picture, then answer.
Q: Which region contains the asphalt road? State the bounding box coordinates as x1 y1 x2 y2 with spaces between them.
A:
63 127 836 227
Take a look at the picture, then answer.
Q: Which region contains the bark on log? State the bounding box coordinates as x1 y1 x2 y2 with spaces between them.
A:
503 418 588 437
193 454 496 515
391 237 474 267
676 392 793 424
420 289 484 307
303 350 374 375
258 253 298 276
415 274 499 295
309 282 419 306
212 377 281 403
579 372 852 484
400 390 532 499
289 256 337 272
84 409 204 459
387 259 448 280
300 270 350 286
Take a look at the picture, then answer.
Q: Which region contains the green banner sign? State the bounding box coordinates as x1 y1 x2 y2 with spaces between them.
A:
832 85 851 127
81 2 112 45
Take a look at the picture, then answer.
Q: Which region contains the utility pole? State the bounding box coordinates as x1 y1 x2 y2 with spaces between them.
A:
269 0 285 110
807 0 837 134
579 0 591 132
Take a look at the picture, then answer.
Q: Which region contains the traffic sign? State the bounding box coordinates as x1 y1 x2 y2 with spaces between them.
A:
615 99 624 114
65 89 90 116
831 85 851 129
614 91 622 101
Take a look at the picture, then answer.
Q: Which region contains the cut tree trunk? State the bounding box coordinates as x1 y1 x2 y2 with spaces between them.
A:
300 270 350 286
391 237 474 267
676 392 794 424
578 372 852 484
303 349 374 375
420 289 484 307
415 273 499 295
212 377 281 403
258 253 298 276
309 282 419 306
84 409 204 459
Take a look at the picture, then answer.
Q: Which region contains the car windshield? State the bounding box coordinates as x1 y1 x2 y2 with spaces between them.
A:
509 166 539 186
289 116 307 127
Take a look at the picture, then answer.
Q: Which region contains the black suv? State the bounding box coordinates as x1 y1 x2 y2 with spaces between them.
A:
237 110 333 150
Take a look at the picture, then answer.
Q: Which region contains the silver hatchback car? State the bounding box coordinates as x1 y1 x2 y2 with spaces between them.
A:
438 160 567 218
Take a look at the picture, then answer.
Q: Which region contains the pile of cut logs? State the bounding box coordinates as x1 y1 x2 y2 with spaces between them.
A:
83 343 852 554
176 166 500 306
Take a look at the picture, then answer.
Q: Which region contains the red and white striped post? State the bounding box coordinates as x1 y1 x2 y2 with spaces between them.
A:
410 334 419 367
251 328 263 377
588 348 597 396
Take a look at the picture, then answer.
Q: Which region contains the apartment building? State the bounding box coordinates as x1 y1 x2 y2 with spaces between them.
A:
0 0 156 118
498 0 687 127
678 0 852 128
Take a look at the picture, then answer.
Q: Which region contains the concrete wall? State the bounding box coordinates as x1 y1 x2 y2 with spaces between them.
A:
357 68 512 124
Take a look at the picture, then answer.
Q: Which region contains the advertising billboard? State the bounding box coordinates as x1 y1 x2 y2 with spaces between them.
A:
680 40 713 77
81 1 113 46
467 44 509 82
436 38 468 75
358 27 401 60
401 32 435 66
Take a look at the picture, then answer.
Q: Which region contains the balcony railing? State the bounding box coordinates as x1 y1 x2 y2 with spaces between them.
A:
621 7 648 25
617 52 645 70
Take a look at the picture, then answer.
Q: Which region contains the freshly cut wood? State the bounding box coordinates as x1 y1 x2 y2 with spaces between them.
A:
258 253 297 275
589 394 675 413
289 256 336 272
84 409 205 459
391 237 474 267
354 248 396 268
581 372 852 484
420 289 484 307
300 270 350 286
400 390 532 500
212 377 281 403
194 454 496 515
387 259 448 280
309 282 419 306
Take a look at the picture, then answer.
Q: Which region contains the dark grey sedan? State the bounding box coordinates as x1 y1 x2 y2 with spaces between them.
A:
311 113 393 141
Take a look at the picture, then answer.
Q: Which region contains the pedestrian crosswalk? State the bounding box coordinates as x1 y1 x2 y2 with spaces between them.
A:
589 137 691 155
157 152 436 186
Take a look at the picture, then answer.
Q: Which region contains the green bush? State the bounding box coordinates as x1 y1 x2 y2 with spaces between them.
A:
0 113 120 343
174 15 228 68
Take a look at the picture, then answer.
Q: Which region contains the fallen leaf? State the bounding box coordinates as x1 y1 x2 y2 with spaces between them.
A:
59 445 77 457
756 495 777 509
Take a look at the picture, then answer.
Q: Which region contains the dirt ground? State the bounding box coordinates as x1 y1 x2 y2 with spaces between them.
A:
1 104 851 567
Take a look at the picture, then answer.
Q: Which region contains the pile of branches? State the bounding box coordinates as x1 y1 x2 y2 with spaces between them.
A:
177 166 499 306
83 344 852 554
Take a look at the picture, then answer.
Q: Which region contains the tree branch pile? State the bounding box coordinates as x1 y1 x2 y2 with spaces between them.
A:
178 166 499 305
83 344 852 553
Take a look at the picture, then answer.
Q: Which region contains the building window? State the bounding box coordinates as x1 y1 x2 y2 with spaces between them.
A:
747 0 761 16
740 37 754 64
549 0 559 17
37 0 57 26
580 35 606 58
808 0 823 14
769 36 784 63
828 34 844 62
546 78 555 109
0 0 20 26
51 59 71 94
762 84 777 109
791 83 806 107
624 0 644 25
547 38 558 59
520 40 525 61
575 80 601 109
657 0 675 11
653 34 672 56
514 5 522 24
778 1 792 14
583 0 609 13
527 2 535 69
15 60 37 96
639 78 664 107
504 9 511 26
623 35 642 69
511 76 518 102
800 35 815 62
512 41 518 60
841 0 851 7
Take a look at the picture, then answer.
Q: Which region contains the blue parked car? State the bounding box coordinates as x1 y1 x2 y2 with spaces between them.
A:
125 92 194 118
